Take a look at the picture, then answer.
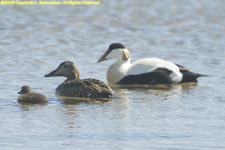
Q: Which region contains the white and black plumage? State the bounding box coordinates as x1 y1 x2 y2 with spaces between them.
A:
97 43 206 85
44 61 113 99
17 85 48 104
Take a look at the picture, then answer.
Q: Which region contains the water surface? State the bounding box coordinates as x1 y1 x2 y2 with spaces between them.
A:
1 0 225 149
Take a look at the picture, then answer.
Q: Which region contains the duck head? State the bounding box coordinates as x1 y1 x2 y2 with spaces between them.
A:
44 61 80 81
18 85 31 94
97 43 130 62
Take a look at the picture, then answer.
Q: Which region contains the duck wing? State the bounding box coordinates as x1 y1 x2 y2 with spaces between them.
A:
83 78 113 97
118 67 173 85
84 78 111 89
56 79 112 99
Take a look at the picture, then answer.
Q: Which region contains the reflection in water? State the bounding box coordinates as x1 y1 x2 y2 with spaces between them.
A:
58 96 112 105
18 102 47 111
113 82 197 90
112 82 197 100
1 0 225 149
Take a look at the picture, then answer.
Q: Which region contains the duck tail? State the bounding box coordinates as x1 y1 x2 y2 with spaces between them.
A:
196 73 209 78
180 71 208 83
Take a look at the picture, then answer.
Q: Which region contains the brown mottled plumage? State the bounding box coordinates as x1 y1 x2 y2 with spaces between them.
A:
44 61 113 99
17 86 48 104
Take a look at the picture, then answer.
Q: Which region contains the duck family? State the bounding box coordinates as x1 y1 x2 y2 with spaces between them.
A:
17 42 206 104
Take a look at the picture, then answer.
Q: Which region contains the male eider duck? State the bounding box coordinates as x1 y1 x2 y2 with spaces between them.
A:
17 85 48 104
44 61 113 99
97 43 206 85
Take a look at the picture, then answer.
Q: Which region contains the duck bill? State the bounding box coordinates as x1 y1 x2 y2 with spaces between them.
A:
44 69 60 77
97 56 107 62
97 50 110 62
17 90 22 94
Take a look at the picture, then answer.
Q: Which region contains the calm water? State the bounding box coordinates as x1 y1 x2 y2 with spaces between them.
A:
1 0 225 149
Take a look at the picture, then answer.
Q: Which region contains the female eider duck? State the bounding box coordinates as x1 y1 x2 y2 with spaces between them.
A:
17 85 48 104
44 61 113 99
97 43 206 85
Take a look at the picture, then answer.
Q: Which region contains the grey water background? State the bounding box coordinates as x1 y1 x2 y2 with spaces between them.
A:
0 0 225 149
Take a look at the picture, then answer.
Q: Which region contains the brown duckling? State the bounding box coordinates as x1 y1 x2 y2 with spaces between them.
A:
17 85 48 104
44 61 113 99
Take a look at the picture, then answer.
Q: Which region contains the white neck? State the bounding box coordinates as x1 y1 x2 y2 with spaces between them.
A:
107 58 131 84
